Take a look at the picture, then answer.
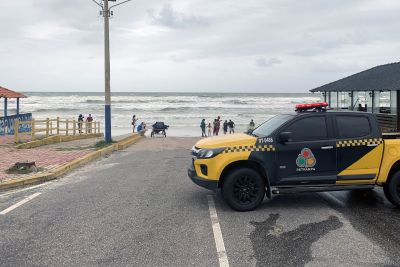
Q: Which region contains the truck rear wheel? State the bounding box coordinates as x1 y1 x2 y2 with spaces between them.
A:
383 171 400 207
222 168 265 211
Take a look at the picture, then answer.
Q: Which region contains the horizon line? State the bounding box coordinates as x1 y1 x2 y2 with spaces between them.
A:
21 91 315 94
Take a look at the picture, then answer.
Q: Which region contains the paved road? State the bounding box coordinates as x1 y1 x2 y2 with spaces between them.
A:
1 137 400 267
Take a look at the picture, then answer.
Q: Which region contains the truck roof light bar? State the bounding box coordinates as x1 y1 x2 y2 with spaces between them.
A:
295 102 328 112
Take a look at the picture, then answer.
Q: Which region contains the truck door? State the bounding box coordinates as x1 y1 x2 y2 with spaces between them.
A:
275 114 337 185
334 115 383 182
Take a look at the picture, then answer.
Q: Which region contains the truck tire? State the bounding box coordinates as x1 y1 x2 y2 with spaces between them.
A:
222 168 265 211
383 171 400 207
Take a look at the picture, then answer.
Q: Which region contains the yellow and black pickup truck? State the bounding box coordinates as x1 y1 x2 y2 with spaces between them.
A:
188 103 400 211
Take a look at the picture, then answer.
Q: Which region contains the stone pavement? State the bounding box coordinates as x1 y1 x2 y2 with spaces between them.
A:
0 134 31 145
0 137 104 182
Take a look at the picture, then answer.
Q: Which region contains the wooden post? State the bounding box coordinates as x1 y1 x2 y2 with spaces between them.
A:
46 118 50 137
85 122 88 134
66 119 69 136
98 122 101 133
14 120 19 143
57 117 60 135
94 121 97 134
73 120 76 135
31 119 36 141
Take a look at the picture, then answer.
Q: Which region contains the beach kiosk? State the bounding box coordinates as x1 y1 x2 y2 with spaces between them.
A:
310 62 400 134
0 86 31 135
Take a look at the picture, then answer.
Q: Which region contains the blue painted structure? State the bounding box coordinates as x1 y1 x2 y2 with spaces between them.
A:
0 113 32 135
0 86 28 135
105 104 112 143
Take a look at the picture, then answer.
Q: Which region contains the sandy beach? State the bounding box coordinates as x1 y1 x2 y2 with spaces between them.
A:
129 136 201 152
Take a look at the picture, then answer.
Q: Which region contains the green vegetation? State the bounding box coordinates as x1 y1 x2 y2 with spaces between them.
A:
93 140 116 150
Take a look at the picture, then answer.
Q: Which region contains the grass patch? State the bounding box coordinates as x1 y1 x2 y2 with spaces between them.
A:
93 140 116 150
54 140 116 151
55 146 92 151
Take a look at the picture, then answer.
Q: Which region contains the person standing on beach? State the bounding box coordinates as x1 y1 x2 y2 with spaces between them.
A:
207 122 212 136
248 119 255 132
223 120 228 135
214 117 221 136
228 119 235 134
132 115 138 133
86 114 93 133
200 119 206 137
78 114 84 134
212 119 217 136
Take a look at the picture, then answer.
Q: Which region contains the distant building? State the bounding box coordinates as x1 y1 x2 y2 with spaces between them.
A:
310 62 400 133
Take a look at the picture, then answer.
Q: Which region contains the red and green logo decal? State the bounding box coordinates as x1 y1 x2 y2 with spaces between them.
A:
296 148 316 168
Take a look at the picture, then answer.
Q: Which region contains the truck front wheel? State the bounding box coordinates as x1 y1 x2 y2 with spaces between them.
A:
384 171 400 207
222 168 265 211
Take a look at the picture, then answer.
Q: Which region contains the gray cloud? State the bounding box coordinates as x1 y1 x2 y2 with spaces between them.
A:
148 4 209 29
1 0 400 92
256 58 282 67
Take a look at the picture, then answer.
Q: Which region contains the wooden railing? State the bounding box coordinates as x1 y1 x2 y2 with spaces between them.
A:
14 117 101 143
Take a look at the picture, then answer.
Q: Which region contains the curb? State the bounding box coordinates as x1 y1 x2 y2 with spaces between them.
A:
16 133 103 149
0 134 143 191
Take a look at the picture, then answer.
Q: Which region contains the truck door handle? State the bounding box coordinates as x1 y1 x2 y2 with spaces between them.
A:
367 143 378 147
321 146 334 150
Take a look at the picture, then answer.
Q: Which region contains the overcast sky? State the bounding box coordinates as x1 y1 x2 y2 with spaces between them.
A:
1 0 400 93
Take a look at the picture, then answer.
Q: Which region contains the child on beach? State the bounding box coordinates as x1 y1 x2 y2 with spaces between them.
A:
132 115 137 133
207 122 212 136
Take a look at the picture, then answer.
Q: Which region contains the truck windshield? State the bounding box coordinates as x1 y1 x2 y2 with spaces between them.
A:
252 114 293 137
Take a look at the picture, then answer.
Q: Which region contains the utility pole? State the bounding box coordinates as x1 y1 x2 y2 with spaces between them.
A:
103 0 111 143
91 0 132 143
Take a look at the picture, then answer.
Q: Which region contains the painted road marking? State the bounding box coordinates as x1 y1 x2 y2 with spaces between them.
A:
0 183 50 198
207 195 230 267
0 192 41 215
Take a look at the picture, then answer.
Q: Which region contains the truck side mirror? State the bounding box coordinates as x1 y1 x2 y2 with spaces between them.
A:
279 132 292 144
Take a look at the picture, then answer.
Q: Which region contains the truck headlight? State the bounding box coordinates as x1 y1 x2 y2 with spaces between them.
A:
197 148 225 159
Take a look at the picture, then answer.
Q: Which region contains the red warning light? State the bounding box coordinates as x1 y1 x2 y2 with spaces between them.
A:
295 102 328 112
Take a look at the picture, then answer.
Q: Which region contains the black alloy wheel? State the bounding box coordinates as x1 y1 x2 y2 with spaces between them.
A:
222 168 265 211
384 170 400 207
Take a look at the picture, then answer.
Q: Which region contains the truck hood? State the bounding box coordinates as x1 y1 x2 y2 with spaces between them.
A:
195 133 257 149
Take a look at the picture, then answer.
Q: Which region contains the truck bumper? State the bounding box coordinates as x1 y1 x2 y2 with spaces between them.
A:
188 163 218 190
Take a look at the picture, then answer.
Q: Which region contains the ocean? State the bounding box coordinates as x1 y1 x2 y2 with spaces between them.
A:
1 92 320 137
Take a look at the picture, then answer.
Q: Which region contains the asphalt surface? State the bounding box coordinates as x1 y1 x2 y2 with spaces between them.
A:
1 137 400 267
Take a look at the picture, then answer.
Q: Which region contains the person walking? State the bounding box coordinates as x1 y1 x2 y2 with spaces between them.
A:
78 114 84 134
86 114 93 133
228 119 235 134
223 120 228 135
132 115 138 133
207 122 212 137
200 119 206 137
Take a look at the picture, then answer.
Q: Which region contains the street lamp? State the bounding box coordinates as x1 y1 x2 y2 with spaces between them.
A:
91 0 132 143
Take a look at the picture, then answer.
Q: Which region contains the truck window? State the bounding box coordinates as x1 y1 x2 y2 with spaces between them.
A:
336 116 371 138
284 116 328 142
252 114 294 137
